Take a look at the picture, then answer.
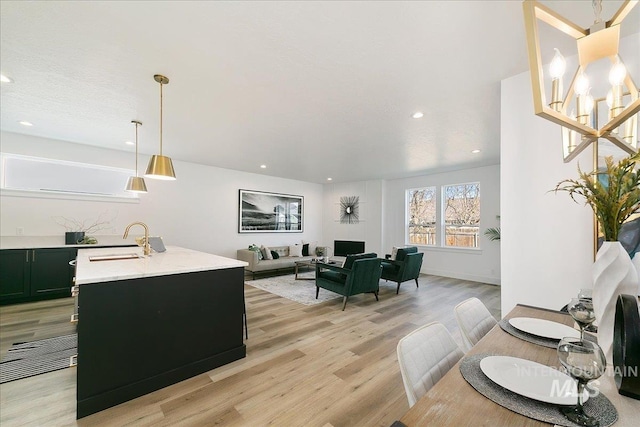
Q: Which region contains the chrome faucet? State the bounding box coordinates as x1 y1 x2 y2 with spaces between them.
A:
123 222 151 256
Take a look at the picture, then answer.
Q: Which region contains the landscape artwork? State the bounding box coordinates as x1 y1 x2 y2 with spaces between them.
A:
239 190 303 233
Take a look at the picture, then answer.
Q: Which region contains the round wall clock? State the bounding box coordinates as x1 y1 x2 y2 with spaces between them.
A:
613 293 640 399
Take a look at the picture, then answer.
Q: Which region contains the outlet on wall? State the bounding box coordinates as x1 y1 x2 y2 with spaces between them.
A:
16 227 24 236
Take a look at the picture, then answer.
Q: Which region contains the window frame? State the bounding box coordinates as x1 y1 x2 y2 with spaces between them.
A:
405 181 481 250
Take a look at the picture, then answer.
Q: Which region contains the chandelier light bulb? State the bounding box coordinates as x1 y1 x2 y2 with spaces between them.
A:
549 48 566 79
608 59 627 86
585 89 594 114
574 71 590 96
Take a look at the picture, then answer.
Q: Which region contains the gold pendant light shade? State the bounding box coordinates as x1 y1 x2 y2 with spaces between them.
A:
145 154 176 180
125 176 148 193
125 120 148 193
145 74 177 180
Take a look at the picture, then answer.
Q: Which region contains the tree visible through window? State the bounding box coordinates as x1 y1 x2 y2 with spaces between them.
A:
444 183 480 247
407 187 436 245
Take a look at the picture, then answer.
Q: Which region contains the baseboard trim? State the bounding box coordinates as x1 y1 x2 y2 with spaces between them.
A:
423 268 500 286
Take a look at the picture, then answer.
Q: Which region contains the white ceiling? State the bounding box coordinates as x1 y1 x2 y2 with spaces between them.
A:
1 1 638 184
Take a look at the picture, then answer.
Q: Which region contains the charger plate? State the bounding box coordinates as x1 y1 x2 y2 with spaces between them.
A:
461 354 617 427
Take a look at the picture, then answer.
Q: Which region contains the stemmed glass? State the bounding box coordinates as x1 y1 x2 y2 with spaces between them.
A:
567 298 596 341
557 337 606 427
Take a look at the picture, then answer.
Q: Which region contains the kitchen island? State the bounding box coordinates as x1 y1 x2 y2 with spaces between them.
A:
75 246 247 419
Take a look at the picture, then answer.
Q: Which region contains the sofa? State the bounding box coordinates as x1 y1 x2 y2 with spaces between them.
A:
237 245 325 279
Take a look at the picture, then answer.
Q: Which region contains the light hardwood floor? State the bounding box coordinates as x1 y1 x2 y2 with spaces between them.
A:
0 274 500 426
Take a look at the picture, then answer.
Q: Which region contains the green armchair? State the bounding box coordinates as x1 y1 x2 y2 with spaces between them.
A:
381 247 424 294
315 253 382 310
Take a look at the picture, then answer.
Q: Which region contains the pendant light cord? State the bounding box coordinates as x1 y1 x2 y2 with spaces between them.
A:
135 122 139 177
159 80 163 156
592 0 602 24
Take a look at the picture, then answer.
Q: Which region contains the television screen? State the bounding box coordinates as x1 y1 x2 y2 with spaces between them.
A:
333 240 365 256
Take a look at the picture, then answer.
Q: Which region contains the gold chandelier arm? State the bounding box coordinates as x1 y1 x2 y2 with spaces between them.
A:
608 0 639 26
599 98 640 135
524 0 587 39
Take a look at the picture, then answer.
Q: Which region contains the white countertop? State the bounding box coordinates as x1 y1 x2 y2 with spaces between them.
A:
75 246 248 285
0 235 137 250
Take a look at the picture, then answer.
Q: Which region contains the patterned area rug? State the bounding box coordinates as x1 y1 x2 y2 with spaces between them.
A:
0 334 76 384
247 272 341 305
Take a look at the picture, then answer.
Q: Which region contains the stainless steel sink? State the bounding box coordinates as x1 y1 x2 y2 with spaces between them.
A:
89 253 141 262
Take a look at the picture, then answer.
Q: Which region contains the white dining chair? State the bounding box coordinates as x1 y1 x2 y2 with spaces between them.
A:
396 322 464 408
454 297 497 352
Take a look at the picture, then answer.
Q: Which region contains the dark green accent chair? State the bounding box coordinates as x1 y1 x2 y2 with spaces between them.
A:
381 247 424 294
315 253 382 310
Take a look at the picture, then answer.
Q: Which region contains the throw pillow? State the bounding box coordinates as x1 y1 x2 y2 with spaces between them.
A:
248 244 263 260
289 244 303 257
302 240 318 257
390 246 399 261
261 245 273 260
271 250 280 259
302 243 310 256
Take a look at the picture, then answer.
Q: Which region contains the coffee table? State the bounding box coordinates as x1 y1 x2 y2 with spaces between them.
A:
294 259 338 280
294 260 318 280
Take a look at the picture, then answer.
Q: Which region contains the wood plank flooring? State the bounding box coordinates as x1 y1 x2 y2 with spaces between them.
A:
0 274 500 427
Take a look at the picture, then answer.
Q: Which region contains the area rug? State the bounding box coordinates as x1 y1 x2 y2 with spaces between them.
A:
0 334 76 384
247 273 341 305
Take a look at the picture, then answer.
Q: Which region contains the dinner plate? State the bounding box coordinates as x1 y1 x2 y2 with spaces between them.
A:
509 317 580 340
480 356 589 405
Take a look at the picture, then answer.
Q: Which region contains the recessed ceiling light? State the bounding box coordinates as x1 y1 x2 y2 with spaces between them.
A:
18 121 33 127
471 149 481 154
260 164 267 169
125 140 135 146
327 177 332 181
0 74 13 83
412 112 424 119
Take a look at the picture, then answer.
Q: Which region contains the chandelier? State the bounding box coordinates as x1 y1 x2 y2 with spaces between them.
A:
523 0 639 162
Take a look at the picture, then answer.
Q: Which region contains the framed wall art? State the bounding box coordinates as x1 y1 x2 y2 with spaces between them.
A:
239 189 303 233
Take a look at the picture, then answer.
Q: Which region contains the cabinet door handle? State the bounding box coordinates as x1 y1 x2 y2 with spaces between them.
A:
32 250 36 262
26 251 29 263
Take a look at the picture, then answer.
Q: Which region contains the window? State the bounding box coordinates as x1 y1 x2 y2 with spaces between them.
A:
406 182 481 249
407 187 436 246
1 153 137 200
444 183 480 248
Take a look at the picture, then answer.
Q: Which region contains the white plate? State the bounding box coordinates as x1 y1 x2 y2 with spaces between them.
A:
509 317 580 340
480 356 588 405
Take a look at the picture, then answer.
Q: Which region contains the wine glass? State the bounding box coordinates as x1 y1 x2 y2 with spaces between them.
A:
567 298 596 340
557 338 606 427
577 288 593 300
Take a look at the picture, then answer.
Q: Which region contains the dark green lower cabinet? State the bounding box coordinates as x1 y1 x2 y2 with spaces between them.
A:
0 250 30 300
0 248 77 305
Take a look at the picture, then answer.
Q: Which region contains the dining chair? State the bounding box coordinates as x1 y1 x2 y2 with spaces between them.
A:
454 297 497 352
396 322 464 407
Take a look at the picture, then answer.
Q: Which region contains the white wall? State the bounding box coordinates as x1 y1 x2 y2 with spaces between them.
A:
321 167 500 285
322 180 384 256
0 132 323 259
382 165 501 285
500 73 594 315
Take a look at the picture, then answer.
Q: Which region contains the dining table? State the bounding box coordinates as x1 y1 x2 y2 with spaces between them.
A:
399 304 640 426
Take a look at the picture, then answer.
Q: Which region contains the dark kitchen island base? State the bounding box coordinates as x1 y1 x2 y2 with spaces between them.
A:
76 266 246 419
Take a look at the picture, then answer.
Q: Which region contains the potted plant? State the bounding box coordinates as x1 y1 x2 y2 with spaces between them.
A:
53 211 116 245
554 152 640 363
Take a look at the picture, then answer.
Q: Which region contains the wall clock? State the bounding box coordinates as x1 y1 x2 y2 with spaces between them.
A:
340 196 359 224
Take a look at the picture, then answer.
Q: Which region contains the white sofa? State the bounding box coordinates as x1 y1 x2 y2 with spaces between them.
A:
237 245 326 279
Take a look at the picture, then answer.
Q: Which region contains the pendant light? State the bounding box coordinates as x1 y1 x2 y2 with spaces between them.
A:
125 120 148 193
145 74 176 180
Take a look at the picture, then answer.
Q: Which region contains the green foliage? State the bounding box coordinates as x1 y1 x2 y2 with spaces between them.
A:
554 152 640 241
484 227 501 241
